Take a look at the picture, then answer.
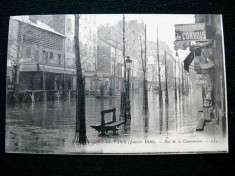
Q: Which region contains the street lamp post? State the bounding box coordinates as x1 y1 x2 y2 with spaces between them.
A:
126 56 132 119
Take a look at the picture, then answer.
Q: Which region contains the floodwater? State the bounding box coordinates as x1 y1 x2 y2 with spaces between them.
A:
6 86 207 153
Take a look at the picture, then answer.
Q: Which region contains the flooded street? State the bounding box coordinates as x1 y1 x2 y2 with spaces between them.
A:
5 14 228 154
5 85 213 154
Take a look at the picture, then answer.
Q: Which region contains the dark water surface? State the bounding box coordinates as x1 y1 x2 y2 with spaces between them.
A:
6 87 204 153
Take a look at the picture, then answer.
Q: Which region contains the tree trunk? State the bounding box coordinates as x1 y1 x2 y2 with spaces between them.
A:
73 14 87 144
174 58 177 100
120 14 126 120
157 26 162 104
143 24 149 114
165 51 168 103
113 47 117 95
181 62 184 94
178 55 181 97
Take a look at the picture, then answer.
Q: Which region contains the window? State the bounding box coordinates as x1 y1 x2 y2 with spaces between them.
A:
34 50 39 61
67 39 70 51
72 40 75 53
93 46 96 56
50 52 53 60
26 48 31 58
71 40 73 52
58 54 61 65
43 51 48 64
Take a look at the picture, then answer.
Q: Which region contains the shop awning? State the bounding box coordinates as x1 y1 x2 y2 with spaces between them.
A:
20 63 76 75
184 51 194 72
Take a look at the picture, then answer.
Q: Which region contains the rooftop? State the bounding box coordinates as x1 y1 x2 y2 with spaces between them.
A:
11 16 66 37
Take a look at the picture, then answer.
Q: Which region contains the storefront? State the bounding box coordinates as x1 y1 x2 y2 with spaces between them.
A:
174 15 226 136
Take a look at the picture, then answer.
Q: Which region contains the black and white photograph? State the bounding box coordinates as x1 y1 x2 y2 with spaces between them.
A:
5 14 228 154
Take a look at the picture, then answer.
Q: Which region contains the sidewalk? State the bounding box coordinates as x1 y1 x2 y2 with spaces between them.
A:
196 106 222 138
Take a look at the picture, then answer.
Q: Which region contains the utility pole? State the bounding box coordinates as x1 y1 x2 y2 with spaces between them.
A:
73 14 87 144
123 14 126 85
95 45 98 96
178 54 181 97
42 51 47 102
181 62 184 94
143 24 149 114
63 53 66 99
164 51 168 103
113 46 117 95
174 57 177 100
157 26 162 104
121 14 127 122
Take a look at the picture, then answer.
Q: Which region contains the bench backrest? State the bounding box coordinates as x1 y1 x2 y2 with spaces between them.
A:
101 108 116 126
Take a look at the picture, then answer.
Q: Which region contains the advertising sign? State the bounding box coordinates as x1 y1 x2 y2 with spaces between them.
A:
175 23 207 41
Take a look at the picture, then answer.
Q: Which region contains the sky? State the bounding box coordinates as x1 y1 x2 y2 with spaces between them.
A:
96 14 195 61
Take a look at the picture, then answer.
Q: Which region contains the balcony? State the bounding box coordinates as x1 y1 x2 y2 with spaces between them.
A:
20 57 76 69
20 57 76 74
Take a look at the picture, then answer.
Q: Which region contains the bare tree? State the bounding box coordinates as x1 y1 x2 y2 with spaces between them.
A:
174 57 177 100
164 51 169 103
140 24 149 115
178 55 181 97
73 14 87 144
156 26 163 105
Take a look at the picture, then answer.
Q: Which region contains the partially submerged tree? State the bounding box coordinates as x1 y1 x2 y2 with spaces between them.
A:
164 51 169 103
156 26 162 105
73 14 87 144
140 24 149 115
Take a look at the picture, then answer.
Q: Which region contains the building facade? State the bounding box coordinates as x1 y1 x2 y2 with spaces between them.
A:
98 19 145 92
97 38 123 95
194 15 226 136
146 41 175 91
36 15 99 93
7 16 75 100
179 15 226 136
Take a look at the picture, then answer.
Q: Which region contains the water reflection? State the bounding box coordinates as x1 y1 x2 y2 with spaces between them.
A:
174 97 178 132
159 103 163 134
6 87 205 153
144 113 149 133
165 102 169 135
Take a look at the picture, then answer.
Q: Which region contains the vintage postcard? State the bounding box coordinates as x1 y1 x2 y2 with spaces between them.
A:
5 14 228 154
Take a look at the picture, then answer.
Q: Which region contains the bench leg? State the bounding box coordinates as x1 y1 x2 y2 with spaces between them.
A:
112 127 119 135
99 130 106 136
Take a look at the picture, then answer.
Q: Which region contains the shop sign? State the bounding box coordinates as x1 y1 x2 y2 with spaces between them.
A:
175 23 207 41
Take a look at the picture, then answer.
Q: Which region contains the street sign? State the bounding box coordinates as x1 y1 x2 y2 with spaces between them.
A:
175 23 206 42
174 23 209 50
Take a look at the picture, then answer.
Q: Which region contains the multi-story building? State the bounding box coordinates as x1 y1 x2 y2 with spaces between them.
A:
8 15 100 96
79 15 99 93
195 15 226 136
181 15 226 136
36 15 99 93
7 16 73 97
98 19 145 91
146 41 175 90
97 38 123 94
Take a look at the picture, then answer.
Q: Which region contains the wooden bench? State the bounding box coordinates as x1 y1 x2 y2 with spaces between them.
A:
196 118 206 131
90 108 125 136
